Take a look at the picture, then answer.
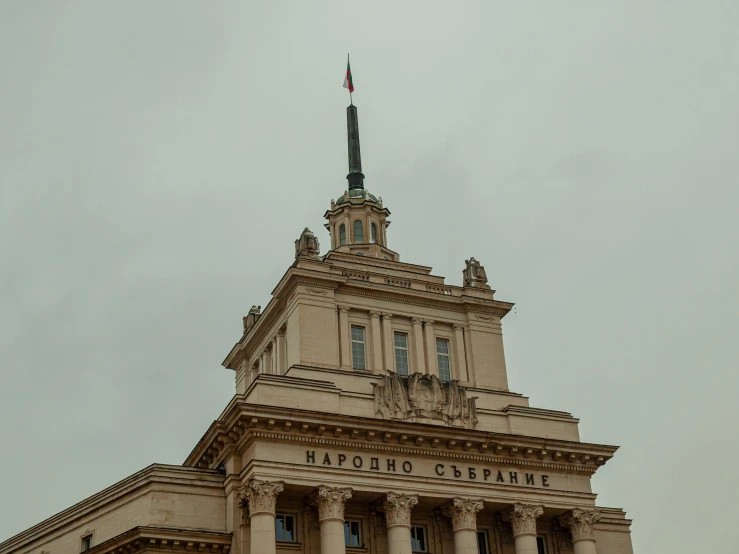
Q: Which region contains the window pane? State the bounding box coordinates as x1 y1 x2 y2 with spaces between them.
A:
351 326 366 370
339 224 346 245
354 220 364 241
344 520 361 547
536 536 547 554
371 223 377 243
410 526 427 552
394 332 409 376
276 515 295 542
436 339 451 381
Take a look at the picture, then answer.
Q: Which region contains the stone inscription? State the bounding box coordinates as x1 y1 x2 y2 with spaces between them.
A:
305 450 550 488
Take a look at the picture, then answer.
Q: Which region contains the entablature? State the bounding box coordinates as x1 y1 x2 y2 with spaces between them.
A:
184 402 618 476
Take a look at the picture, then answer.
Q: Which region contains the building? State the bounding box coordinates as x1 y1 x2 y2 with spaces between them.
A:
0 104 635 554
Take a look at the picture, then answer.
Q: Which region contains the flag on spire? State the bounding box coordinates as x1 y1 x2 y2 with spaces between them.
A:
343 57 354 93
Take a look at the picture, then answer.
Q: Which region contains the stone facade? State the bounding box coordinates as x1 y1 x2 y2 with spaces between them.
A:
0 104 634 554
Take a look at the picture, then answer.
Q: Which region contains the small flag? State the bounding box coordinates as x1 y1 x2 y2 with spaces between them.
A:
343 58 354 93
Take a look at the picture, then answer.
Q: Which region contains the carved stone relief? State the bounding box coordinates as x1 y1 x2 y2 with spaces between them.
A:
372 372 478 428
561 509 601 543
503 504 543 537
381 492 418 527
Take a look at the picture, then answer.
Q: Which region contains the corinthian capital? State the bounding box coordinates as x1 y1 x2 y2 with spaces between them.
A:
315 486 353 522
240 480 284 517
445 498 484 532
562 509 601 543
382 492 419 528
503 504 543 537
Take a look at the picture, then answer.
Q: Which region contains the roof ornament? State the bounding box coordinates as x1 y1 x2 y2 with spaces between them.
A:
463 257 490 289
295 227 321 259
346 104 365 192
242 305 262 334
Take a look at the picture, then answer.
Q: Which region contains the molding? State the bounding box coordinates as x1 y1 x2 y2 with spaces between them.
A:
83 526 231 554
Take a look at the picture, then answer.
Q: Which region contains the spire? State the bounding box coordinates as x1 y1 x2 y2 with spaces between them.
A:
346 105 365 191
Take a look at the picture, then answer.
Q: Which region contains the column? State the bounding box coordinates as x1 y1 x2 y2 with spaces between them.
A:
365 209 372 243
338 306 351 369
412 319 425 374
370 311 384 373
446 498 484 554
503 504 543 554
462 325 475 385
381 221 388 246
452 325 468 382
344 213 351 244
241 480 284 554
262 347 273 375
275 329 286 375
562 509 601 554
383 493 418 554
316 486 353 554
382 313 394 372
423 320 437 376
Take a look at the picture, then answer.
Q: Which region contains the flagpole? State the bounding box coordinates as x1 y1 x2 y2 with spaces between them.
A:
348 53 353 106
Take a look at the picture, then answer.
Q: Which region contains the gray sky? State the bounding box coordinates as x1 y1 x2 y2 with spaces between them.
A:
1 2 737 552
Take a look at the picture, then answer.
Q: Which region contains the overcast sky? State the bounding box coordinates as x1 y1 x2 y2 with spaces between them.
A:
1 2 737 552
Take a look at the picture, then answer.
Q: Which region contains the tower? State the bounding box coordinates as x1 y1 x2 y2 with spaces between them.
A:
0 103 635 554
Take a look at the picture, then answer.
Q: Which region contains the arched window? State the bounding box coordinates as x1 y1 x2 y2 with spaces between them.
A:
371 223 378 243
353 220 364 242
339 224 346 245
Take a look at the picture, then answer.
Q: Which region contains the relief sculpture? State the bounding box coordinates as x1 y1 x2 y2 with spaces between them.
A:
372 372 478 428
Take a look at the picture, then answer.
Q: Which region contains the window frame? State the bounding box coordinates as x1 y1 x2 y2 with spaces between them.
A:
436 337 452 381
536 535 550 554
477 530 491 554
80 532 94 552
339 224 347 245
275 513 298 543
410 524 428 553
393 332 410 376
343 518 363 548
351 325 367 371
353 220 364 242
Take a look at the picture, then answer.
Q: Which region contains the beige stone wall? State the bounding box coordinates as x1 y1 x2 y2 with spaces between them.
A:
0 466 225 554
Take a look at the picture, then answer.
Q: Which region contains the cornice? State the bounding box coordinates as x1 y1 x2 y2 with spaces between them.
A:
85 526 231 554
184 402 618 475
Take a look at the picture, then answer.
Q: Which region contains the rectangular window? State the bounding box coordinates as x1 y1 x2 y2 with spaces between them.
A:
344 519 362 547
477 530 490 554
394 332 409 376
351 326 366 370
81 534 93 552
536 536 548 554
275 514 296 542
436 338 451 381
410 525 427 552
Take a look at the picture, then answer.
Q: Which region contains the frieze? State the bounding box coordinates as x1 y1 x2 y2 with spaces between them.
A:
372 372 478 428
305 450 551 488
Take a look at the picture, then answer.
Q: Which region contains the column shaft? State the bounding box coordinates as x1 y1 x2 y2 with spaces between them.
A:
453 325 468 381
411 319 425 373
339 307 351 369
251 513 277 554
453 529 478 554
320 519 346 554
573 541 598 554
275 330 286 375
424 321 438 376
462 325 475 385
513 534 539 554
382 314 394 371
370 312 383 373
387 526 413 554
344 213 351 244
